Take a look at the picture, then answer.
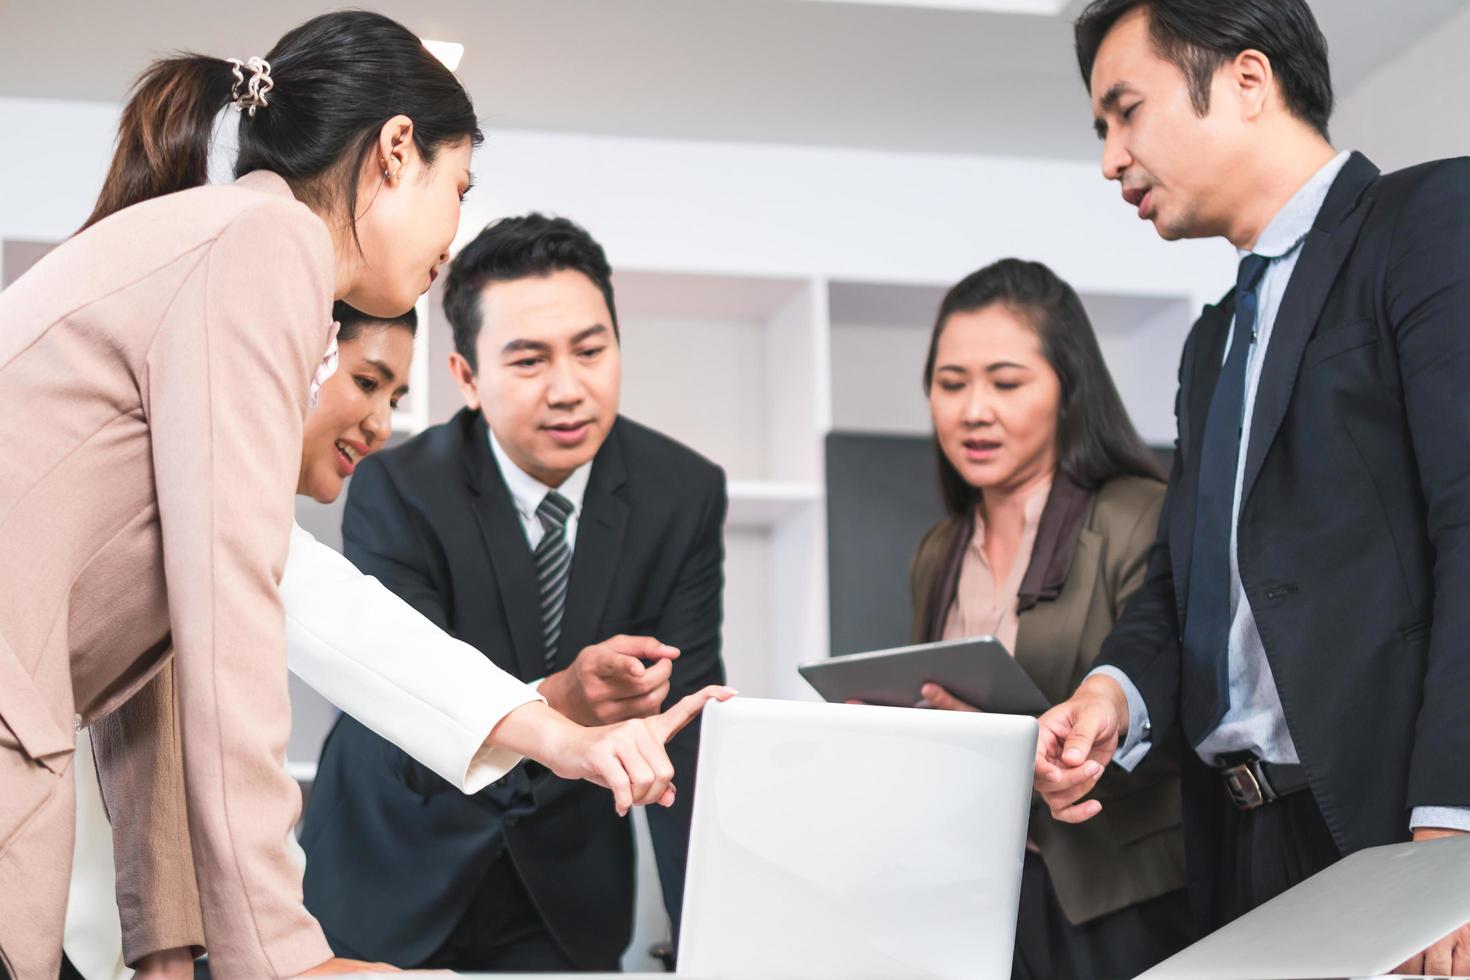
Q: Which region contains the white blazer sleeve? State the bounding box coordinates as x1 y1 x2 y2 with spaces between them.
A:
282 521 543 792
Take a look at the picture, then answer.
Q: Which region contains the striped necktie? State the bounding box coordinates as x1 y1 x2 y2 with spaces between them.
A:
535 490 575 673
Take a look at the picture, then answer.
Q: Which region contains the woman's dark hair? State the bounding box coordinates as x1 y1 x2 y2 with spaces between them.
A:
83 10 482 231
1074 0 1333 139
923 258 1164 515
443 212 619 373
331 301 418 344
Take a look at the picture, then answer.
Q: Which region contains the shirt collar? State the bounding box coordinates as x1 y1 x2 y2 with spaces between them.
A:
234 169 295 199
970 475 1054 552
307 321 341 408
1242 150 1352 261
488 427 592 524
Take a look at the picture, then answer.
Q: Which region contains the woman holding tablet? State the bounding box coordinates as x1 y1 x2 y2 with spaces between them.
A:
908 259 1192 979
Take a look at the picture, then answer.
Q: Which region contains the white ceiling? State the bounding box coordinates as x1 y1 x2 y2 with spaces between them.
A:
1 0 1463 160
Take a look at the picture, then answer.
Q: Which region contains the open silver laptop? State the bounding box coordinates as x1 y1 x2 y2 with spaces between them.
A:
1137 833 1470 979
676 697 1038 979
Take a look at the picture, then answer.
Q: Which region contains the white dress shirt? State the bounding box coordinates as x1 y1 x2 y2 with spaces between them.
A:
488 431 593 688
1095 150 1469 833
489 429 592 554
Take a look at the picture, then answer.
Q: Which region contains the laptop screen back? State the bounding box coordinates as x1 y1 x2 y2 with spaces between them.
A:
677 698 1037 979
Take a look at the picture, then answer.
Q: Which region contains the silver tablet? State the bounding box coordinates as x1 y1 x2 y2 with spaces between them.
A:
798 637 1051 716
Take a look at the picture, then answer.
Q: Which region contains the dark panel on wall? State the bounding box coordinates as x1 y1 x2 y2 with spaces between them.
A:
825 431 945 657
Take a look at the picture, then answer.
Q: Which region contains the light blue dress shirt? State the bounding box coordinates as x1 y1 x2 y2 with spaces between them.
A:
1092 151 1469 833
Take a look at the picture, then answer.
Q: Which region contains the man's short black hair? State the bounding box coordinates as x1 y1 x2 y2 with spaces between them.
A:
443 213 619 373
1074 0 1334 139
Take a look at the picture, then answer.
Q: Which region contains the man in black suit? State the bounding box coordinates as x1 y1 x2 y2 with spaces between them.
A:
300 214 728 972
1033 0 1470 974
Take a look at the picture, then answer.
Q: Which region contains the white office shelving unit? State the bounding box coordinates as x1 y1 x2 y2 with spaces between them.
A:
613 269 828 702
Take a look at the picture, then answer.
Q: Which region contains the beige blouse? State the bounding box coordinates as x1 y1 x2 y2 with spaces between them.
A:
941 478 1053 653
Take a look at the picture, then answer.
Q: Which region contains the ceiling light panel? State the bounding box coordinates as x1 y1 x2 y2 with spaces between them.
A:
421 39 464 71
776 0 1071 14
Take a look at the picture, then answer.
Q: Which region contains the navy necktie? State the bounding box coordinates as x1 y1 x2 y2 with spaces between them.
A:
1180 253 1271 749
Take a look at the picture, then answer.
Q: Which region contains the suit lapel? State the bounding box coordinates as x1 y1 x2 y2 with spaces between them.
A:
1183 303 1234 465
922 516 972 643
1015 528 1101 705
558 424 630 668
463 414 546 681
1240 153 1379 507
1171 301 1233 616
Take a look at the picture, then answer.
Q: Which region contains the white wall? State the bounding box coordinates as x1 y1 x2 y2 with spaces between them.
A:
1333 3 1470 173
13 6 1469 304
0 98 116 237
461 128 1231 307
0 92 1234 452
0 95 1231 305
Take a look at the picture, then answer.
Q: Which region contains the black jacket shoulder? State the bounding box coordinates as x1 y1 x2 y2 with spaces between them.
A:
612 415 725 491
1372 155 1470 204
355 408 726 507
364 407 479 484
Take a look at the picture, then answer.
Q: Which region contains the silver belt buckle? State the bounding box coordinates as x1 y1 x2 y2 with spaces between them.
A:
1224 762 1266 810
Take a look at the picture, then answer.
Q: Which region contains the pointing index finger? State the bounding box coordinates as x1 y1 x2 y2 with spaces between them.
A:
649 685 738 742
605 635 681 660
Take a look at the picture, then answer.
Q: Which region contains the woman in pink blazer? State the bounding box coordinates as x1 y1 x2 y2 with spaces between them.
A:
0 12 704 980
77 304 732 980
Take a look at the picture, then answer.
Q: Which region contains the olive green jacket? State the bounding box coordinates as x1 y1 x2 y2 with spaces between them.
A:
910 475 1186 924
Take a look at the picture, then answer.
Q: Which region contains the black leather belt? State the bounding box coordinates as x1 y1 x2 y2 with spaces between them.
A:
1219 755 1310 810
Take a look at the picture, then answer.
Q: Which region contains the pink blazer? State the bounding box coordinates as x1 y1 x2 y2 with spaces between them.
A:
0 171 336 980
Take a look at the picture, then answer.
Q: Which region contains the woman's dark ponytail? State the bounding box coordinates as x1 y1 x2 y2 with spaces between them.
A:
82 56 236 231
81 11 482 236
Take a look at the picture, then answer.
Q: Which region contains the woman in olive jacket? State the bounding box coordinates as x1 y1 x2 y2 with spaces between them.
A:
909 259 1194 980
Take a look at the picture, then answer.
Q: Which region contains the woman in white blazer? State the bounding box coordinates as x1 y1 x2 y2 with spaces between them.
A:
76 303 733 979
284 303 542 794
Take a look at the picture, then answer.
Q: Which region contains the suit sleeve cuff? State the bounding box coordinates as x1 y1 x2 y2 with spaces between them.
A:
1409 806 1470 834
462 709 539 795
457 677 554 794
1086 666 1152 772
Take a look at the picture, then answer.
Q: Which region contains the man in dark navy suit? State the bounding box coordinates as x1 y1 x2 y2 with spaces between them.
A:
1035 1 1470 974
301 214 727 972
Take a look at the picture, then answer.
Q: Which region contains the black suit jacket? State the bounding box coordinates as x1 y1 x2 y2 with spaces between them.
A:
300 409 727 968
1098 152 1470 927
